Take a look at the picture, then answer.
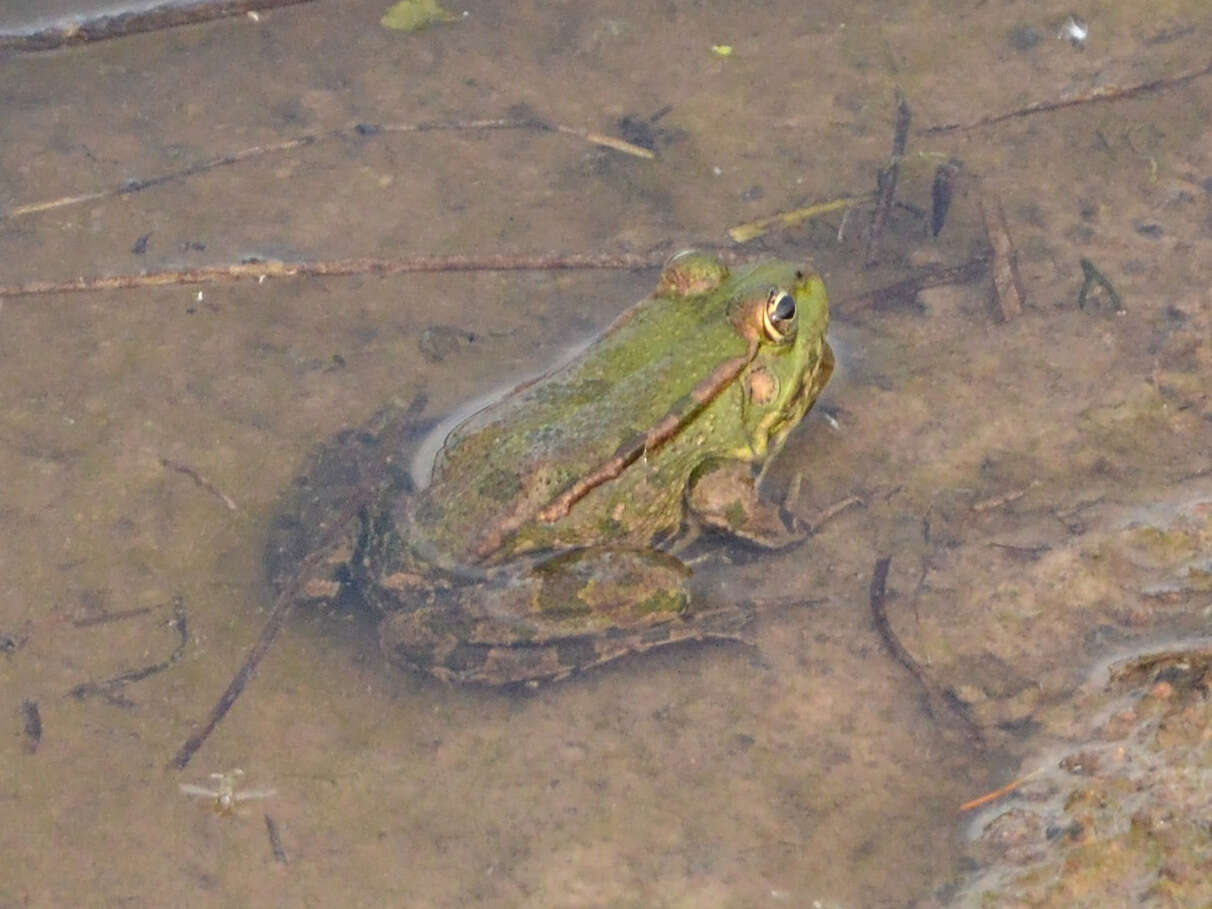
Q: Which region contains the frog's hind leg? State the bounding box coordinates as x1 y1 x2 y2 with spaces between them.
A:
531 600 765 685
381 585 824 686
393 603 761 687
378 547 766 686
554 594 824 681
560 600 762 677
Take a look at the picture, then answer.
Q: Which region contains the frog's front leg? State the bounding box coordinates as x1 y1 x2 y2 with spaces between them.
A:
379 546 757 685
685 459 805 549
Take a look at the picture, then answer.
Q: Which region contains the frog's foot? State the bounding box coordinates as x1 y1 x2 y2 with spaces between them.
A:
686 459 805 549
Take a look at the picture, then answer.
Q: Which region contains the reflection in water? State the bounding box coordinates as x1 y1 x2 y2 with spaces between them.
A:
1 2 182 32
0 0 311 46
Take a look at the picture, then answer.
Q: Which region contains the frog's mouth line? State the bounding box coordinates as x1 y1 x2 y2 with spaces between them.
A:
765 384 810 452
768 339 834 449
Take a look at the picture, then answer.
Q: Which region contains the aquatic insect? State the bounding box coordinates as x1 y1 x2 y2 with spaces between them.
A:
179 769 275 815
1057 15 1088 48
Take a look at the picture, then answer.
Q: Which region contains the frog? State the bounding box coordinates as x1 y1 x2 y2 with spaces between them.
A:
265 250 833 686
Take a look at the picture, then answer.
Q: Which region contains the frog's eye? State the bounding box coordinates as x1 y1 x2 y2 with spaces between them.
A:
762 289 797 342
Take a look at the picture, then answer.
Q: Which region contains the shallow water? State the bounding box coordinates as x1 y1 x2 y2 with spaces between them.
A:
2 0 1211 905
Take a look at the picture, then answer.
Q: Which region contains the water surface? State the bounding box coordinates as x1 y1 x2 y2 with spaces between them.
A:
2 1 1211 904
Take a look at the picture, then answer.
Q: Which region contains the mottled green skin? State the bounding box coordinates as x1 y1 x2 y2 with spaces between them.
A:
407 253 830 570
278 251 832 685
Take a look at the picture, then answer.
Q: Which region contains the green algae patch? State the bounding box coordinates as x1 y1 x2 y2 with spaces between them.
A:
381 0 459 32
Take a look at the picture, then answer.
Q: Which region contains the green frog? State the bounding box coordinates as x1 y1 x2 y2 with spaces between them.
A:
266 250 833 685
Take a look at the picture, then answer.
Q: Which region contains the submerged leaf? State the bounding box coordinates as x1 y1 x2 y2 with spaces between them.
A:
381 0 459 32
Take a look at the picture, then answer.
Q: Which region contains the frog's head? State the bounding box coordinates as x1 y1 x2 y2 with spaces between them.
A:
724 260 833 461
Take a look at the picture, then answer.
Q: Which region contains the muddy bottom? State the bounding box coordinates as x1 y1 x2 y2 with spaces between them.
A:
1 0 1211 905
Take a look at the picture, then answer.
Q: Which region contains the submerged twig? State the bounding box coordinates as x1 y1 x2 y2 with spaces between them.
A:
923 59 1212 135
930 160 962 238
70 599 189 703
864 91 912 265
0 251 667 299
5 247 992 313
807 495 864 534
265 814 289 863
727 194 874 243
835 255 989 315
2 117 649 223
987 542 1052 561
1076 258 1123 311
869 558 914 679
868 557 984 747
957 767 1044 813
971 480 1039 513
554 124 655 159
161 457 239 512
0 0 314 52
169 581 300 768
72 605 156 628
21 699 42 753
978 190 1025 321
168 395 428 771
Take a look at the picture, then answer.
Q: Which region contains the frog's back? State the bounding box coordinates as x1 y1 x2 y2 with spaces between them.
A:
406 258 820 569
411 288 746 566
